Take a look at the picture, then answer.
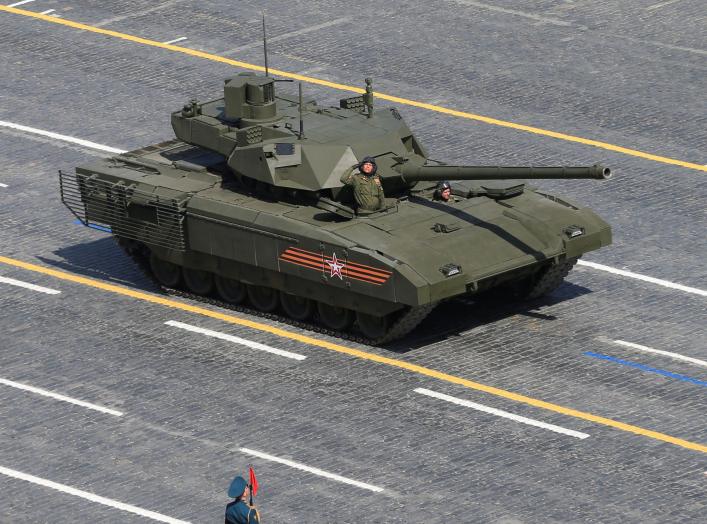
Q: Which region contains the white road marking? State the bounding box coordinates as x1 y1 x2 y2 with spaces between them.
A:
223 17 351 54
0 465 189 523
296 66 327 76
451 0 572 27
39 8 54 14
607 32 706 57
165 320 306 361
0 182 8 187
162 36 187 45
577 260 707 297
0 121 126 154
0 378 123 416
0 275 60 295
610 339 707 368
239 447 384 493
93 0 182 27
646 0 683 10
7 0 35 7
414 388 590 439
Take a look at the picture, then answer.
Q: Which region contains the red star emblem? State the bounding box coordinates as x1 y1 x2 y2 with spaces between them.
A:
326 252 345 279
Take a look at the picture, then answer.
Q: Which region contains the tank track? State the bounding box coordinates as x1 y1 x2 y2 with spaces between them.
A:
525 256 579 299
114 237 434 345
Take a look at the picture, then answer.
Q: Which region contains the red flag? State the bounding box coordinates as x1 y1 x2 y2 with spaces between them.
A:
249 466 259 497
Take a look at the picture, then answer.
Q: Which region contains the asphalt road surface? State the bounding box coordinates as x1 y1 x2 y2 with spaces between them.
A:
1 1 705 522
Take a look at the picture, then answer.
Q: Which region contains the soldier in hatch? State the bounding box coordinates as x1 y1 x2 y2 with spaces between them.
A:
433 180 456 203
340 156 385 212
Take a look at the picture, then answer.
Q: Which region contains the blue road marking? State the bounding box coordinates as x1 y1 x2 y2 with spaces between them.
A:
73 219 112 233
584 352 707 387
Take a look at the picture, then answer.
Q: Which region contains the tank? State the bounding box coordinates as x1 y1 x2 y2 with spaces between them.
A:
59 74 612 343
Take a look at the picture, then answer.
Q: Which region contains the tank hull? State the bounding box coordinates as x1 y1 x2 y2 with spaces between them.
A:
60 139 611 342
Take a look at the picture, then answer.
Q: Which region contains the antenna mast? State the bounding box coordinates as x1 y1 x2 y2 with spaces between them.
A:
262 12 269 77
298 82 305 139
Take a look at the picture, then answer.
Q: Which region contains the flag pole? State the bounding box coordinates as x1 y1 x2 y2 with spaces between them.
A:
248 464 254 506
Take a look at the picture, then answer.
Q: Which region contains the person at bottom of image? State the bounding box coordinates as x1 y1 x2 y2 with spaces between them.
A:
225 473 261 524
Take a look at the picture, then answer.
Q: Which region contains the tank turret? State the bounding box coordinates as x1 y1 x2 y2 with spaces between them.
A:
169 74 610 201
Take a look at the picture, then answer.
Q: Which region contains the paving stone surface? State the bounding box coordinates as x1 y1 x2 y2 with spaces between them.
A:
0 1 705 523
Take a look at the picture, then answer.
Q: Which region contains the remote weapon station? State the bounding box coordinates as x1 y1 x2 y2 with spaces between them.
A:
60 30 611 343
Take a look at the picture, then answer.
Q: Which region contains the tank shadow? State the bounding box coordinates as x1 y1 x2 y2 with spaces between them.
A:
38 238 590 354
383 281 591 353
36 237 157 290
409 196 546 261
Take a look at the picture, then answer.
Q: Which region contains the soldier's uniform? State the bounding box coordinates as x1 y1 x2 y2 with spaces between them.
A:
340 156 385 212
225 476 261 524
225 500 260 524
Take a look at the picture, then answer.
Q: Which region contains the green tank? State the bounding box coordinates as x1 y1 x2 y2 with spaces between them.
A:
59 74 612 343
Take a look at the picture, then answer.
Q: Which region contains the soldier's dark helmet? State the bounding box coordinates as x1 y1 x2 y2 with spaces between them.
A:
434 180 452 201
228 476 247 498
358 156 377 176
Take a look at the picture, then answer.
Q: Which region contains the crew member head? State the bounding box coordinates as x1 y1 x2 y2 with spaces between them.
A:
437 180 452 201
358 156 377 176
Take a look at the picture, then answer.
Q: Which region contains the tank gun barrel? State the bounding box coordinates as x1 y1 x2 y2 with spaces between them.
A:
395 164 611 183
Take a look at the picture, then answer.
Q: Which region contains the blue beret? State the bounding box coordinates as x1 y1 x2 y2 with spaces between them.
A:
228 475 247 498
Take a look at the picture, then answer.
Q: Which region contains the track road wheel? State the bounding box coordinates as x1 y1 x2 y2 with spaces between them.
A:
214 276 246 304
280 292 314 321
524 257 578 299
356 311 392 340
183 268 214 295
247 284 279 312
317 302 355 331
150 253 181 287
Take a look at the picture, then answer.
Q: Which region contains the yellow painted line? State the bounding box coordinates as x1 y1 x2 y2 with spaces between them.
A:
1 255 705 454
1 5 706 173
